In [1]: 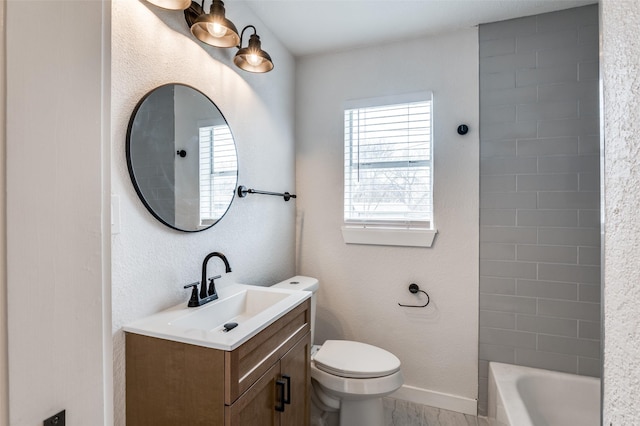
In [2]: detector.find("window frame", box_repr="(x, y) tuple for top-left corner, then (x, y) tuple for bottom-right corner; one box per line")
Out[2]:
(341, 92), (438, 248)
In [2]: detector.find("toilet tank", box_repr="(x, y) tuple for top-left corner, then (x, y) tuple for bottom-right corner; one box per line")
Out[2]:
(271, 276), (319, 344)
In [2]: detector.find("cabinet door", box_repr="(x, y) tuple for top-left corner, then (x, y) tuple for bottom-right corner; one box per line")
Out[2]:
(280, 332), (311, 426)
(225, 362), (281, 426)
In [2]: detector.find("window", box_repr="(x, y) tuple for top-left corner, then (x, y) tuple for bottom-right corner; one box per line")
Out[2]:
(199, 124), (237, 225)
(342, 92), (437, 247)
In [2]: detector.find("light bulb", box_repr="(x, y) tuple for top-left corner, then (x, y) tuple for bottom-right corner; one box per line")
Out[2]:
(246, 53), (263, 67)
(206, 22), (226, 38)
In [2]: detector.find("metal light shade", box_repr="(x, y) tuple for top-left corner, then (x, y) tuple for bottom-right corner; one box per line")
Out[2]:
(190, 0), (240, 48)
(234, 33), (274, 73)
(146, 0), (191, 10)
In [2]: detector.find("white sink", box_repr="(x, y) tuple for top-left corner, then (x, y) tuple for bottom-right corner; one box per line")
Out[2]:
(168, 289), (290, 331)
(123, 282), (310, 351)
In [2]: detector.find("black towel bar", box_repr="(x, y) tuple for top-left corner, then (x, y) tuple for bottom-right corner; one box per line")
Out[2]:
(237, 185), (297, 202)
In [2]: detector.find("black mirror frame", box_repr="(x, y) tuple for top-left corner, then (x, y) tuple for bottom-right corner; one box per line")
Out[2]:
(126, 83), (238, 233)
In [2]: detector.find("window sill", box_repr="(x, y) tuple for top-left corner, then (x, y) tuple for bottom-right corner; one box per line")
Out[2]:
(341, 226), (438, 248)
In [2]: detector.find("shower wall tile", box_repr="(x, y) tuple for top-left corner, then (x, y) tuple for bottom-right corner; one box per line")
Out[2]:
(537, 299), (600, 321)
(480, 38), (516, 57)
(480, 209), (516, 226)
(516, 245), (578, 264)
(578, 24), (599, 44)
(579, 172), (600, 191)
(536, 5), (598, 31)
(516, 314), (578, 337)
(579, 320), (601, 340)
(579, 60), (599, 81)
(516, 29), (578, 52)
(480, 327), (537, 349)
(579, 98), (600, 118)
(480, 175), (517, 192)
(537, 191), (599, 209)
(538, 227), (600, 247)
(537, 154), (599, 173)
(578, 357), (601, 377)
(480, 71), (517, 91)
(480, 260), (537, 279)
(478, 5), (600, 416)
(480, 294), (537, 314)
(516, 137), (578, 157)
(479, 276), (516, 295)
(479, 15), (537, 41)
(538, 263), (600, 284)
(537, 80), (599, 103)
(578, 210), (600, 228)
(537, 44), (597, 67)
(516, 210), (578, 227)
(480, 243), (516, 261)
(480, 192), (537, 209)
(480, 157), (538, 175)
(537, 335), (600, 359)
(479, 344), (515, 363)
(514, 348), (578, 374)
(480, 311), (516, 330)
(516, 64), (577, 87)
(480, 51), (537, 74)
(481, 86), (538, 107)
(579, 283), (601, 303)
(516, 279), (578, 300)
(579, 135), (600, 155)
(480, 140), (517, 158)
(517, 174), (578, 191)
(481, 105), (516, 124)
(480, 226), (537, 244)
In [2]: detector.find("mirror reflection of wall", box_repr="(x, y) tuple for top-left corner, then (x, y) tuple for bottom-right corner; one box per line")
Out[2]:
(127, 84), (238, 232)
(129, 84), (176, 226)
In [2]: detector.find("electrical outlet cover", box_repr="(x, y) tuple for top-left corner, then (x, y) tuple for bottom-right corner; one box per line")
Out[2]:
(43, 410), (65, 426)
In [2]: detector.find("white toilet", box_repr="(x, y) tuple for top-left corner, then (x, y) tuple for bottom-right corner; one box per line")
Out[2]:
(272, 276), (404, 426)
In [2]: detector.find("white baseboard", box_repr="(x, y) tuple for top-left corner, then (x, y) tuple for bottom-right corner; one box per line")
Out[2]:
(390, 384), (478, 416)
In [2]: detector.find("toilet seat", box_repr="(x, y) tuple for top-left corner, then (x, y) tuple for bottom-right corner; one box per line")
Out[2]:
(311, 361), (404, 400)
(313, 340), (401, 379)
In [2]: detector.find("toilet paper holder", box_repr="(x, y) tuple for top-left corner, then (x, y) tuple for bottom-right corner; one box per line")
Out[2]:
(398, 283), (430, 308)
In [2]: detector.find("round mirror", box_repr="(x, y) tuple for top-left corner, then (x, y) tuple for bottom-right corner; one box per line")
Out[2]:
(126, 84), (238, 232)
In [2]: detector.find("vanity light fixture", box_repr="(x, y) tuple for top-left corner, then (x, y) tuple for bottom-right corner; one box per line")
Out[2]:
(233, 25), (274, 73)
(145, 0), (191, 11)
(146, 0), (274, 73)
(185, 0), (240, 48)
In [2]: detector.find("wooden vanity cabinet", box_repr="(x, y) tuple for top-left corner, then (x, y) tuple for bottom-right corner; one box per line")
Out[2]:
(226, 334), (310, 426)
(126, 299), (311, 426)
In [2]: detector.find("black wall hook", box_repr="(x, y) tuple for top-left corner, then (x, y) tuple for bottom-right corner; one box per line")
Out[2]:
(398, 283), (430, 308)
(457, 124), (469, 135)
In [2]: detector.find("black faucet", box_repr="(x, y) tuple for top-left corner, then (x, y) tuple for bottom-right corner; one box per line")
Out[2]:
(201, 252), (232, 299)
(184, 251), (232, 307)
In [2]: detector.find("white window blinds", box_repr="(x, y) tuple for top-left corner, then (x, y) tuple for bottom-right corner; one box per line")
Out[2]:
(199, 124), (237, 224)
(344, 93), (433, 228)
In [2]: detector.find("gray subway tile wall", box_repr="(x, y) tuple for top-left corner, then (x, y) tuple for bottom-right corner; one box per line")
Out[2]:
(478, 5), (600, 416)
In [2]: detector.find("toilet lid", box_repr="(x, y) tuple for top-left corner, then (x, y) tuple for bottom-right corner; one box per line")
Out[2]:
(313, 340), (401, 379)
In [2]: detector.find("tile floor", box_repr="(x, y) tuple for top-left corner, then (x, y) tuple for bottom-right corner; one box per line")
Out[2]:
(383, 397), (490, 426)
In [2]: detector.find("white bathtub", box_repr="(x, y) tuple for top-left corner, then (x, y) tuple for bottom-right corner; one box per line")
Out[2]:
(487, 362), (600, 426)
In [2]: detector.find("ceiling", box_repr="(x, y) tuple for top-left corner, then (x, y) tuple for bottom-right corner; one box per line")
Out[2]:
(240, 0), (597, 57)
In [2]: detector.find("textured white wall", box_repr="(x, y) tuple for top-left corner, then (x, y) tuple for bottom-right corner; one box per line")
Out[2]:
(111, 1), (296, 425)
(6, 1), (109, 425)
(0, 0), (7, 424)
(601, 0), (640, 423)
(295, 29), (479, 411)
